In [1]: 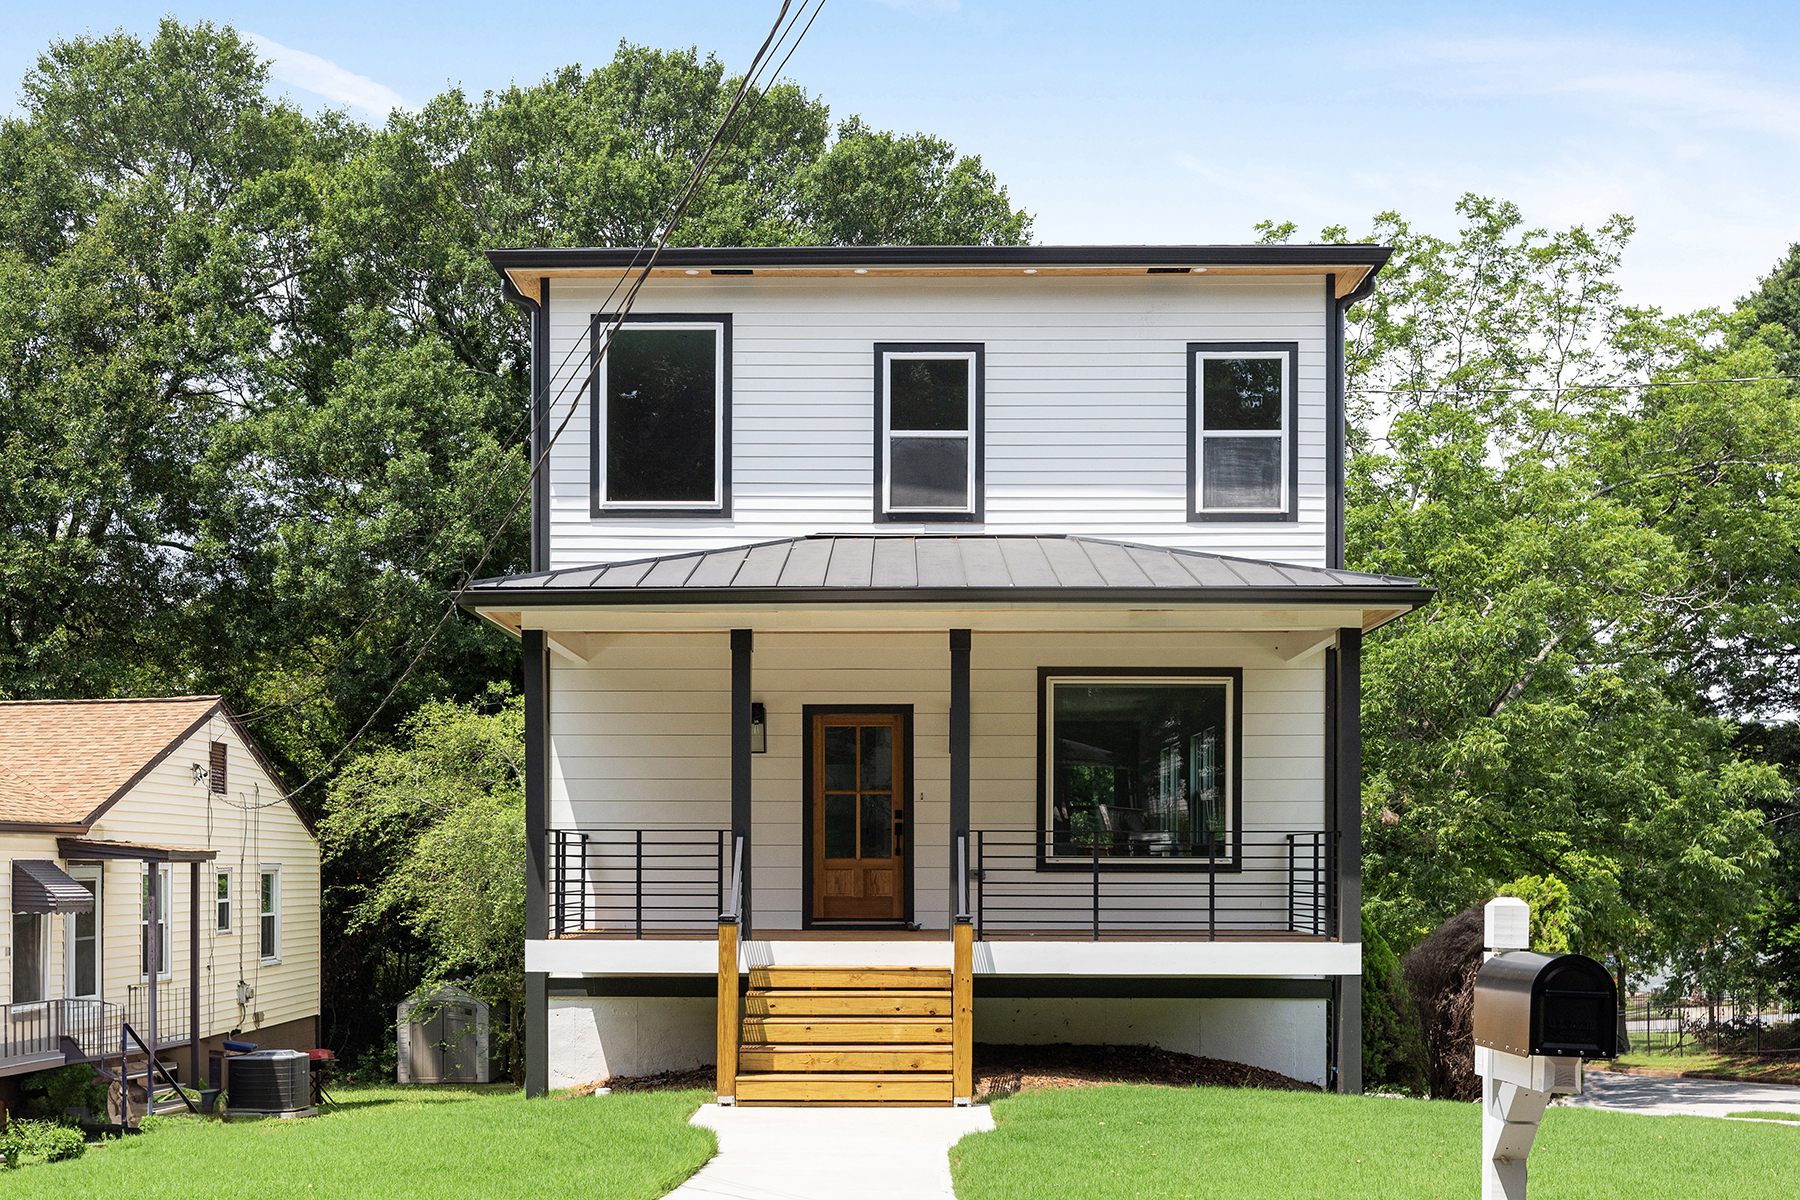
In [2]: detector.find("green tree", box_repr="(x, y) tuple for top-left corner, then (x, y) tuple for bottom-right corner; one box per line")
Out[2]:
(319, 691), (524, 1077)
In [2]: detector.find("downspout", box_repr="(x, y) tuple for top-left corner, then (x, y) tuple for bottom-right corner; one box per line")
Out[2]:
(502, 275), (550, 574)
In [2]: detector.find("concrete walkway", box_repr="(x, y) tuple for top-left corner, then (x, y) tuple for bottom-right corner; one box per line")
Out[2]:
(668, 1104), (997, 1200)
(1567, 1071), (1800, 1121)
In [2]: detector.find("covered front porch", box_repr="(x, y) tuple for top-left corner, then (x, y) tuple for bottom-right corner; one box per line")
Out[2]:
(461, 534), (1429, 1100)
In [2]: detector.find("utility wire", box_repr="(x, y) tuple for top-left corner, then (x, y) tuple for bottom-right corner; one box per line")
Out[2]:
(268, 0), (814, 801)
(236, 2), (825, 729)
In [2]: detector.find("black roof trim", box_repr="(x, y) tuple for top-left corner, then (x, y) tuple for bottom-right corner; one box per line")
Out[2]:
(485, 244), (1393, 274)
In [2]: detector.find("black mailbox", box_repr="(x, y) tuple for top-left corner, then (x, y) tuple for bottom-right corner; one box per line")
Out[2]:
(1472, 951), (1618, 1059)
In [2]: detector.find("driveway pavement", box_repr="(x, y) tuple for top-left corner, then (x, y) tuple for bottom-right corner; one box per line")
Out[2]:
(1567, 1070), (1800, 1121)
(668, 1104), (997, 1200)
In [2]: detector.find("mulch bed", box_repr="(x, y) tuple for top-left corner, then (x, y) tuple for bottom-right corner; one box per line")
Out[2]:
(974, 1043), (1318, 1098)
(588, 1044), (1316, 1097)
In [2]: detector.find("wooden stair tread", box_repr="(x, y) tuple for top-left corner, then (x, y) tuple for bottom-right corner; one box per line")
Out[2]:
(738, 1073), (953, 1082)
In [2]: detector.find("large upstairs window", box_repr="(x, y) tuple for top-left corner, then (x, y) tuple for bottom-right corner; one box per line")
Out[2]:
(1188, 342), (1299, 521)
(592, 315), (731, 516)
(874, 344), (984, 522)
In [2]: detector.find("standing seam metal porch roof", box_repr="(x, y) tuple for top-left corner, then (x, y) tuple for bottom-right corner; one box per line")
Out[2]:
(458, 536), (1431, 607)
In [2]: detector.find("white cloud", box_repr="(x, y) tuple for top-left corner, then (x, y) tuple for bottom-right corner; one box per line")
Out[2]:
(1368, 34), (1800, 145)
(245, 33), (414, 117)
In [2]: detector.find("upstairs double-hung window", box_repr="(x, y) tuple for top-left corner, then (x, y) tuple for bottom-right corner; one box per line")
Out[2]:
(875, 344), (984, 521)
(1187, 342), (1299, 521)
(592, 315), (731, 516)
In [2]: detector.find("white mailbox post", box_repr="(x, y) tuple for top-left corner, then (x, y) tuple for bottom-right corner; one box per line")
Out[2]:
(1472, 897), (1619, 1200)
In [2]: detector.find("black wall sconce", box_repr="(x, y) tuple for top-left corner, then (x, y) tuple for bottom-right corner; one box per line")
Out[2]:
(750, 702), (767, 753)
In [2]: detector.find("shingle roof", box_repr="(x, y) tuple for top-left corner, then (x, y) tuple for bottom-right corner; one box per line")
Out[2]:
(459, 535), (1430, 607)
(0, 697), (224, 827)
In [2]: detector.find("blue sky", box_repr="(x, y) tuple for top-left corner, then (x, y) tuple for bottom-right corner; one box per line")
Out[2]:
(5, 1), (1797, 313)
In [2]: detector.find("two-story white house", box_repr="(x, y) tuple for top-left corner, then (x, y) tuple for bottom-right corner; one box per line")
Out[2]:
(456, 245), (1429, 1105)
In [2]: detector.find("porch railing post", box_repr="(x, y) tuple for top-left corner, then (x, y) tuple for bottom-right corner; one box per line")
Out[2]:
(634, 830), (644, 940)
(1091, 836), (1100, 942)
(551, 831), (563, 938)
(975, 831), (985, 941)
(1207, 831), (1216, 942)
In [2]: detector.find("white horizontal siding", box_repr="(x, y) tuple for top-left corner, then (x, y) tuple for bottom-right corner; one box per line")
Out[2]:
(548, 630), (1327, 934)
(539, 275), (1332, 569)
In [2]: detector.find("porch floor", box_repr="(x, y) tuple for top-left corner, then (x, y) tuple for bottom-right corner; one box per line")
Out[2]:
(550, 928), (1335, 942)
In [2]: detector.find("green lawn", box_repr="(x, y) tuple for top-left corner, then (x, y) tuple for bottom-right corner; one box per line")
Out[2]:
(3, 1084), (715, 1199)
(950, 1085), (1800, 1200)
(1611, 1044), (1800, 1084)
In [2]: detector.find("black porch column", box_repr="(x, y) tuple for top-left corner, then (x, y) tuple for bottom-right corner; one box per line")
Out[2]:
(731, 629), (754, 936)
(1332, 628), (1364, 1094)
(522, 628), (550, 1097)
(949, 630), (972, 920)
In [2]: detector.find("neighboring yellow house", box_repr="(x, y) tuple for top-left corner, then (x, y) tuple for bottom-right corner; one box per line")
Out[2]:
(0, 697), (320, 1109)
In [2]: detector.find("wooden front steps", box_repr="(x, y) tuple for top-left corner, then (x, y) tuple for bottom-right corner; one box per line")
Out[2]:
(717, 928), (973, 1106)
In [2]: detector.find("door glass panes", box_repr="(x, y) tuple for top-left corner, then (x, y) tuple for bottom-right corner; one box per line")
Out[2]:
(1049, 681), (1231, 858)
(73, 875), (98, 997)
(860, 791), (894, 859)
(820, 723), (899, 862)
(823, 794), (858, 858)
(860, 726), (893, 790)
(1198, 355), (1285, 511)
(604, 327), (718, 504)
(824, 726), (857, 790)
(886, 356), (973, 512)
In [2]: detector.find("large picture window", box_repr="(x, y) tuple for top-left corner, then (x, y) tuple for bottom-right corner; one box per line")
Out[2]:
(591, 315), (730, 515)
(1188, 342), (1298, 521)
(874, 343), (984, 522)
(1040, 671), (1240, 866)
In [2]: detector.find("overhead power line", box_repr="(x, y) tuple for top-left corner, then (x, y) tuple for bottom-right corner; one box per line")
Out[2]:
(267, 0), (823, 800)
(1356, 373), (1800, 396)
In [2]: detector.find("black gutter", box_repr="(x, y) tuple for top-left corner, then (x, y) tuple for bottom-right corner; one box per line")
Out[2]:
(453, 585), (1436, 610)
(485, 244), (1393, 275)
(502, 274), (549, 573)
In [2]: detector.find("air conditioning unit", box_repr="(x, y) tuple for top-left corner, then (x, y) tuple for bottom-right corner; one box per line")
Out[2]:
(228, 1049), (313, 1117)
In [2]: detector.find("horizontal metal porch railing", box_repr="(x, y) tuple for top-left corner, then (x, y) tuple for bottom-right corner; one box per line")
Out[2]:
(1, 998), (118, 1063)
(970, 829), (1337, 941)
(549, 828), (734, 937)
(122, 985), (191, 1048)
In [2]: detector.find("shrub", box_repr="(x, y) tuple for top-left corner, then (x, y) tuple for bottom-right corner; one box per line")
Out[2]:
(1362, 916), (1428, 1092)
(0, 1119), (87, 1169)
(1401, 904), (1485, 1100)
(18, 1063), (108, 1120)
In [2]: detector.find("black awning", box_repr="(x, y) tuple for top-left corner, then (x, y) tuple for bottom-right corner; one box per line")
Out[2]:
(12, 859), (94, 914)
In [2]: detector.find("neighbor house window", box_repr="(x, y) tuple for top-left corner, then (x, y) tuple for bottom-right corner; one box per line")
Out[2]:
(1188, 342), (1298, 520)
(260, 868), (280, 962)
(216, 869), (232, 932)
(874, 344), (984, 521)
(67, 865), (101, 999)
(1040, 671), (1239, 864)
(592, 315), (730, 514)
(12, 911), (45, 1003)
(140, 865), (171, 980)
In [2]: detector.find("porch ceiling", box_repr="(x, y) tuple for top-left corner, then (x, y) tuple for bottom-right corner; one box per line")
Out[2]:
(458, 536), (1431, 625)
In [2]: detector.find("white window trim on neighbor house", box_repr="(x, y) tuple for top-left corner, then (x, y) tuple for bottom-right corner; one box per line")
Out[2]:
(1188, 342), (1300, 522)
(216, 866), (232, 933)
(66, 863), (102, 999)
(140, 863), (171, 982)
(590, 314), (731, 517)
(260, 865), (281, 963)
(874, 344), (985, 523)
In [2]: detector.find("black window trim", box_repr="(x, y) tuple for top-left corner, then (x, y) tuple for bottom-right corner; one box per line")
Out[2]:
(1186, 341), (1300, 523)
(589, 312), (733, 519)
(872, 342), (986, 524)
(1034, 666), (1245, 873)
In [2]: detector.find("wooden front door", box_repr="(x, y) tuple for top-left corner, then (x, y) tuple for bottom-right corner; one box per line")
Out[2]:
(811, 712), (906, 922)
